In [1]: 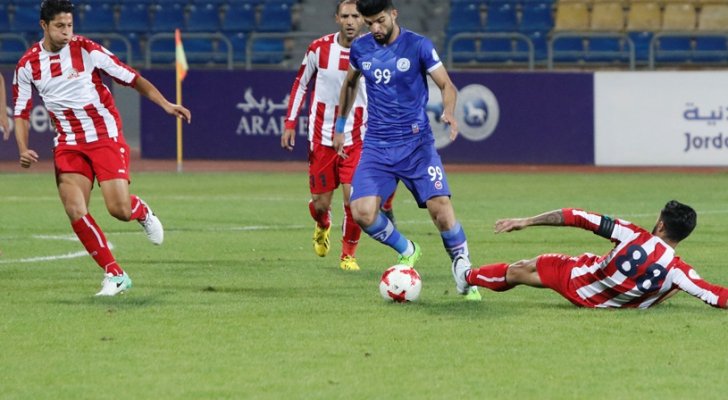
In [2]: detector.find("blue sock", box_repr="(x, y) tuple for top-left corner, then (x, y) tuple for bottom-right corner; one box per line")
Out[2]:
(441, 222), (469, 261)
(361, 212), (410, 254)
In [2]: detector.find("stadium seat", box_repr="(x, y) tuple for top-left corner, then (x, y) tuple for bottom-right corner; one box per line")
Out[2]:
(0, 3), (12, 33)
(693, 36), (728, 62)
(151, 3), (187, 33)
(256, 2), (293, 33)
(626, 1), (660, 61)
(446, 33), (478, 63)
(446, 2), (483, 34)
(222, 2), (257, 32)
(79, 2), (116, 33)
(661, 3), (696, 31)
(0, 35), (29, 64)
(227, 31), (248, 63)
(697, 4), (728, 31)
(551, 36), (587, 63)
(187, 3), (222, 33)
(251, 37), (285, 64)
(10, 2), (41, 34)
(117, 2), (151, 33)
(590, 1), (624, 31)
(519, 2), (554, 33)
(553, 1), (589, 31)
(484, 2), (518, 32)
(517, 30), (548, 60)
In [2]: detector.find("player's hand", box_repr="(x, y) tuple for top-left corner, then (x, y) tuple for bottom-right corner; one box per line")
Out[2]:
(441, 112), (459, 140)
(165, 103), (191, 123)
(281, 128), (295, 151)
(494, 218), (528, 234)
(333, 133), (347, 159)
(19, 149), (38, 168)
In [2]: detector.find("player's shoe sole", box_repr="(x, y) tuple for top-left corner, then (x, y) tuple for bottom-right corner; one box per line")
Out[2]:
(313, 224), (331, 257)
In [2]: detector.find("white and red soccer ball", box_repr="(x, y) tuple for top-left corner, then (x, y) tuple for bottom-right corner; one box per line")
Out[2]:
(379, 264), (422, 302)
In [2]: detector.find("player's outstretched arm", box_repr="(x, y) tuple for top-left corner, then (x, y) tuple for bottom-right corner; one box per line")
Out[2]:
(495, 209), (565, 234)
(430, 66), (458, 140)
(134, 76), (191, 124)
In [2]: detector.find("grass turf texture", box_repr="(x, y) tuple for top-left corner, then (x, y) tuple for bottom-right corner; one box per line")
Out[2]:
(1, 169), (727, 399)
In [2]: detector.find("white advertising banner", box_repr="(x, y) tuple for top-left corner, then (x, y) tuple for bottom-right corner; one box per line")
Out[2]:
(595, 71), (728, 166)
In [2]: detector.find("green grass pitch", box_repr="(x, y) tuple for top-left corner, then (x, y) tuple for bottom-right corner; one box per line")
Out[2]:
(1, 169), (727, 399)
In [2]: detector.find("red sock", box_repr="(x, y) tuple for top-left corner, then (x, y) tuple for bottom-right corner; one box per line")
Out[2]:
(341, 204), (361, 258)
(309, 200), (331, 229)
(71, 214), (124, 276)
(381, 192), (395, 211)
(129, 195), (149, 221)
(467, 263), (511, 292)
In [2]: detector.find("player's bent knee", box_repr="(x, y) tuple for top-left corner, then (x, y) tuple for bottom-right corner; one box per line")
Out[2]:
(506, 258), (539, 285)
(108, 205), (132, 221)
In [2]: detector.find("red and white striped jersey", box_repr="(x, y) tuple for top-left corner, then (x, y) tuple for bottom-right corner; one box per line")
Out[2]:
(563, 208), (728, 309)
(284, 32), (367, 148)
(13, 36), (139, 147)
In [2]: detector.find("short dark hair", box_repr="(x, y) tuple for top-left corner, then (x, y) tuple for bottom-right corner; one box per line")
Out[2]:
(356, 0), (394, 17)
(40, 0), (74, 24)
(660, 200), (696, 242)
(336, 0), (357, 15)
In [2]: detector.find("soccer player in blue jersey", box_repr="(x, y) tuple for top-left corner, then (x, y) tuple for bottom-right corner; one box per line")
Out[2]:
(334, 0), (480, 300)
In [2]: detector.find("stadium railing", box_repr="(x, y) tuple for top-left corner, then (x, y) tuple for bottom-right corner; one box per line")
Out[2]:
(244, 31), (322, 70)
(548, 31), (636, 70)
(649, 31), (728, 69)
(146, 32), (233, 70)
(0, 33), (30, 65)
(445, 32), (535, 70)
(83, 33), (133, 66)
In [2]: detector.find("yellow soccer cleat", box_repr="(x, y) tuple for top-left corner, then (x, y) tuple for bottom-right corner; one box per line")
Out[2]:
(340, 255), (360, 271)
(312, 224), (331, 257)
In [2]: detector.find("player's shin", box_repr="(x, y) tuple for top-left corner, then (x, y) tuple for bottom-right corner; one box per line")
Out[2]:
(361, 212), (410, 254)
(440, 222), (469, 261)
(341, 204), (361, 257)
(71, 214), (124, 276)
(467, 263), (512, 292)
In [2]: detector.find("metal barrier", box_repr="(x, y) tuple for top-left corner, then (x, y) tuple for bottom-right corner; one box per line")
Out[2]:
(83, 33), (133, 65)
(649, 31), (728, 69)
(0, 33), (30, 65)
(548, 31), (635, 70)
(446, 32), (535, 70)
(245, 32), (323, 70)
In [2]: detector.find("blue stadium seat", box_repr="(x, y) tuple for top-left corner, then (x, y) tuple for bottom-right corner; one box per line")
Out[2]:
(222, 2), (256, 32)
(79, 2), (116, 33)
(479, 38), (517, 62)
(484, 2), (517, 32)
(187, 3), (221, 32)
(551, 37), (587, 63)
(627, 31), (653, 62)
(117, 2), (151, 33)
(10, 2), (41, 34)
(694, 36), (728, 62)
(446, 33), (478, 63)
(516, 30), (547, 60)
(0, 3), (12, 33)
(653, 36), (693, 63)
(0, 35), (29, 64)
(447, 2), (482, 34)
(520, 2), (553, 32)
(587, 37), (629, 63)
(148, 37), (175, 64)
(256, 2), (292, 32)
(251, 37), (285, 64)
(151, 3), (187, 32)
(227, 31), (248, 63)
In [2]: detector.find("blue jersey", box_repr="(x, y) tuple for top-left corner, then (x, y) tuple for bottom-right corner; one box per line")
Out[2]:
(349, 28), (443, 147)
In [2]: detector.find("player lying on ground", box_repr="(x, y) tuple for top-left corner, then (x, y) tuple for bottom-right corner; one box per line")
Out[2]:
(452, 201), (728, 308)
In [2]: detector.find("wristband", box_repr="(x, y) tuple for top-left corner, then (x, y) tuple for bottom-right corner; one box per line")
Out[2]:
(335, 116), (347, 134)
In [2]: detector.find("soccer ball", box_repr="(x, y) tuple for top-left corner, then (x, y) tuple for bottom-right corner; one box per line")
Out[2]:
(379, 264), (422, 303)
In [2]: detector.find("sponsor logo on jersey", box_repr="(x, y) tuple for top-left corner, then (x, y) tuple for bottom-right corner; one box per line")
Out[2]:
(362, 62), (372, 70)
(396, 58), (410, 72)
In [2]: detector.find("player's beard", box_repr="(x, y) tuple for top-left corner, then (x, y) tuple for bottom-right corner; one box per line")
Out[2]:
(373, 25), (393, 44)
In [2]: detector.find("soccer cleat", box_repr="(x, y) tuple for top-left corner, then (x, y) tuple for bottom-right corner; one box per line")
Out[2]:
(380, 207), (397, 228)
(340, 255), (360, 271)
(312, 224), (331, 257)
(451, 255), (473, 295)
(138, 201), (164, 245)
(397, 241), (421, 267)
(464, 286), (482, 301)
(95, 272), (132, 296)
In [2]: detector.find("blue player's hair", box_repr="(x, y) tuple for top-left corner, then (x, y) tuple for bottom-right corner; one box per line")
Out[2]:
(356, 0), (394, 17)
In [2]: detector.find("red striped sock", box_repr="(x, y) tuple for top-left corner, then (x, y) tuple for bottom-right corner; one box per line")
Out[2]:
(467, 263), (511, 292)
(341, 204), (361, 257)
(129, 195), (149, 221)
(308, 200), (331, 229)
(71, 214), (124, 276)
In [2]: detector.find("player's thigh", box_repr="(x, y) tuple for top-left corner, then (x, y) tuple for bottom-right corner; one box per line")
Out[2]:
(350, 147), (398, 204)
(56, 172), (93, 221)
(308, 144), (340, 195)
(399, 142), (451, 208)
(99, 178), (131, 218)
(87, 140), (132, 183)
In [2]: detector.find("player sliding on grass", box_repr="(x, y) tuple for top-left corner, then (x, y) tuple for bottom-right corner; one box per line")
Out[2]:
(13, 0), (191, 296)
(335, 0), (480, 299)
(282, 0), (396, 271)
(453, 201), (728, 309)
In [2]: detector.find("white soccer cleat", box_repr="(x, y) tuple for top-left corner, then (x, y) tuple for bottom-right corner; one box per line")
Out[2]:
(138, 201), (164, 245)
(95, 272), (133, 296)
(451, 255), (472, 295)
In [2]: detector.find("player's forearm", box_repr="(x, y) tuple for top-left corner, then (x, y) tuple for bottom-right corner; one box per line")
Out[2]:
(134, 76), (173, 108)
(337, 80), (357, 119)
(441, 81), (457, 118)
(14, 118), (30, 151)
(526, 209), (565, 227)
